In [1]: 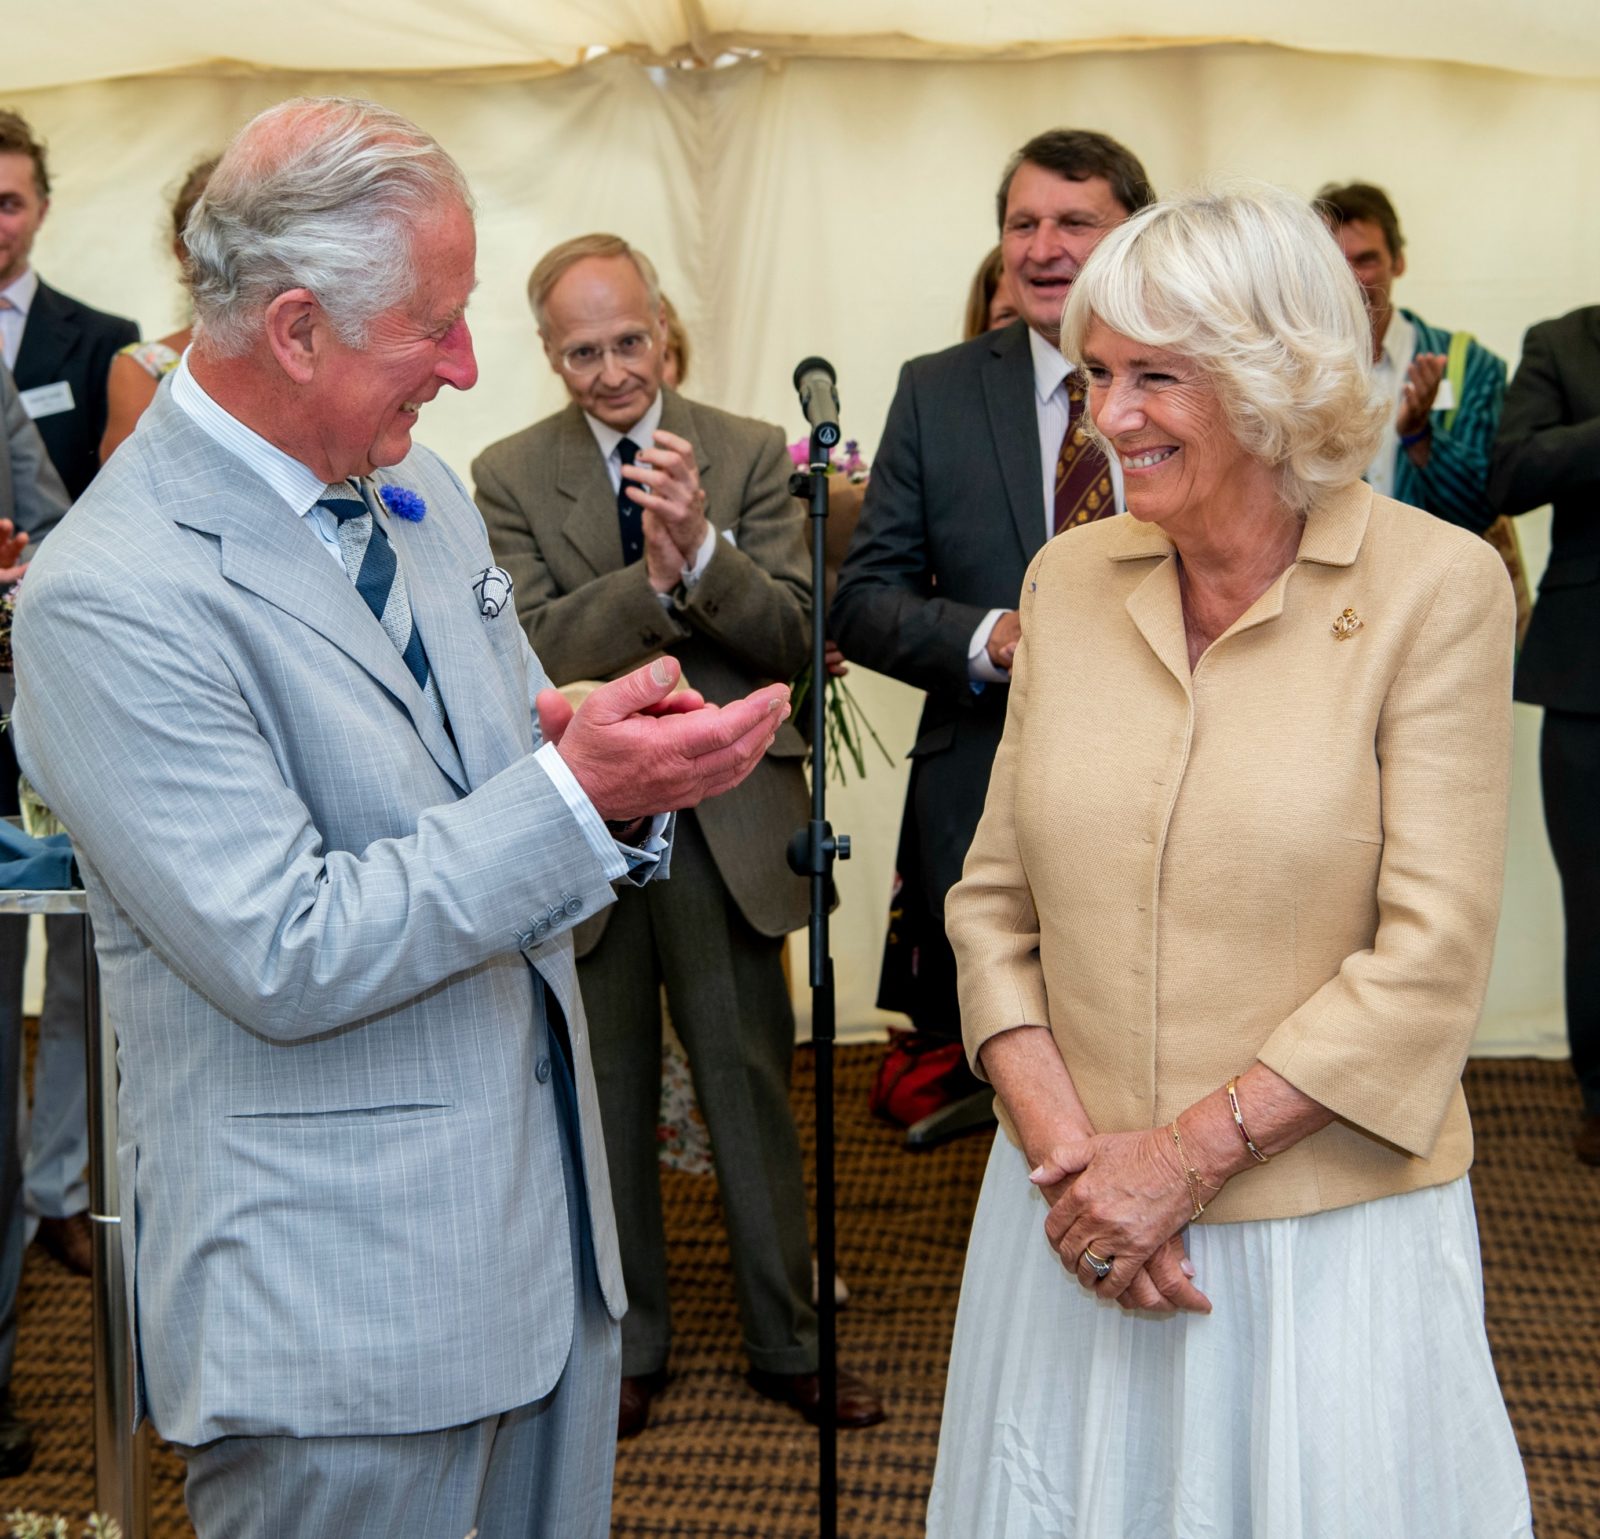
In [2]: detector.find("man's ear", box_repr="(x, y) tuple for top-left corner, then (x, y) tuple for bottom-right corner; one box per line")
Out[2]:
(262, 289), (324, 385)
(540, 332), (563, 379)
(1392, 250), (1407, 283)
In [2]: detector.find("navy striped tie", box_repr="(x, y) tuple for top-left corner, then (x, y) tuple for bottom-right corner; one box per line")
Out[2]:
(317, 480), (443, 721)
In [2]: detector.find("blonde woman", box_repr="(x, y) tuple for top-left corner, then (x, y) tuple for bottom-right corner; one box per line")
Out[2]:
(928, 184), (1532, 1537)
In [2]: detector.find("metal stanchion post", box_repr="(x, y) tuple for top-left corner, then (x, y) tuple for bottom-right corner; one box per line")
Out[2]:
(82, 912), (149, 1537)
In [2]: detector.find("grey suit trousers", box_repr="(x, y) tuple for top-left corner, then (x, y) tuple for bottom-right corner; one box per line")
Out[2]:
(176, 1023), (621, 1539)
(579, 811), (815, 1379)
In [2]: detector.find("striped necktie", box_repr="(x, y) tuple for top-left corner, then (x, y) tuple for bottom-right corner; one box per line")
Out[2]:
(1053, 374), (1115, 533)
(316, 480), (444, 722)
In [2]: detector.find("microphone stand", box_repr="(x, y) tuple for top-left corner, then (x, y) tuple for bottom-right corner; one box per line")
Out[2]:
(787, 420), (848, 1539)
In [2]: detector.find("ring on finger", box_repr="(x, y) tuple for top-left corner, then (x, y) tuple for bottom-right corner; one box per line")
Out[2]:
(1080, 1245), (1114, 1282)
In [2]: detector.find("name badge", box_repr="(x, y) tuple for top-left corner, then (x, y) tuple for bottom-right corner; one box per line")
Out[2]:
(19, 380), (74, 420)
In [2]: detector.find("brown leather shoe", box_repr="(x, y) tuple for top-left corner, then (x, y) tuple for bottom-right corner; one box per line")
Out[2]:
(35, 1213), (94, 1277)
(746, 1366), (886, 1429)
(1575, 1114), (1600, 1167)
(617, 1369), (668, 1440)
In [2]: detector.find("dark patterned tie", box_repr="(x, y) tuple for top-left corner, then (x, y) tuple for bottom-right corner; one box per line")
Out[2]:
(1053, 374), (1115, 534)
(616, 437), (644, 565)
(317, 480), (443, 721)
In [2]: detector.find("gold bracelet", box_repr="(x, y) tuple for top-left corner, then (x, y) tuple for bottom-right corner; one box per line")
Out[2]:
(1226, 1076), (1271, 1164)
(1170, 1119), (1206, 1222)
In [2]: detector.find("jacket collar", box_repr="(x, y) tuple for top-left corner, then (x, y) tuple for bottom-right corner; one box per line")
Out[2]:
(145, 388), (468, 792)
(1112, 480), (1373, 693)
(1103, 479), (1372, 569)
(13, 279), (78, 384)
(981, 321), (1046, 562)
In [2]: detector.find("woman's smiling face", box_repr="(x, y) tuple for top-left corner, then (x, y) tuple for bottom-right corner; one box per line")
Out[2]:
(1081, 318), (1254, 531)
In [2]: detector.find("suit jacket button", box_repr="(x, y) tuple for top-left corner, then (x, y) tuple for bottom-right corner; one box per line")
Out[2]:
(530, 918), (550, 940)
(564, 895), (583, 916)
(535, 1057), (552, 1084)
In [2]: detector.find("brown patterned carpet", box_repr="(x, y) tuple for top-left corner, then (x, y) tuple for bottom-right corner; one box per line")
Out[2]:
(3, 1051), (1597, 1537)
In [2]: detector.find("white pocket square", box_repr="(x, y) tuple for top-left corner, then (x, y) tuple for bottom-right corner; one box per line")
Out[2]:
(474, 566), (514, 618)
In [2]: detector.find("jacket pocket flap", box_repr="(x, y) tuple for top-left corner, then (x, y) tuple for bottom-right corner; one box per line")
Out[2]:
(908, 721), (957, 759)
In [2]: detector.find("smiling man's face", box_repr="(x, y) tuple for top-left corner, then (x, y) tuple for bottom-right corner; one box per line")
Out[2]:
(1000, 163), (1129, 345)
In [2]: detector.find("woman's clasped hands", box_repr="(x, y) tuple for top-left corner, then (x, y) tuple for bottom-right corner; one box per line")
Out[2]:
(1031, 1127), (1216, 1316)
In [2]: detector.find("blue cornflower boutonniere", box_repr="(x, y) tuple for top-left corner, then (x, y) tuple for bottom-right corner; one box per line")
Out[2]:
(378, 484), (426, 522)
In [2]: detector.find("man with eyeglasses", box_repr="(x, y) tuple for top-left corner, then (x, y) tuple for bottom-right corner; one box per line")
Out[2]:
(474, 233), (885, 1440)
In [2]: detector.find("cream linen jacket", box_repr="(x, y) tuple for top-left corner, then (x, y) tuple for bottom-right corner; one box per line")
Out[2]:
(948, 482), (1514, 1223)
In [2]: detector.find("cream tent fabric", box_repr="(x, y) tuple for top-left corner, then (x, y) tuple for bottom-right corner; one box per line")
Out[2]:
(5, 2), (1600, 89)
(3, 23), (1592, 1053)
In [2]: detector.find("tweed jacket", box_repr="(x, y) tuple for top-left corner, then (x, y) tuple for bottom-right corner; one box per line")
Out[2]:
(473, 388), (811, 946)
(948, 483), (1514, 1223)
(11, 386), (637, 1444)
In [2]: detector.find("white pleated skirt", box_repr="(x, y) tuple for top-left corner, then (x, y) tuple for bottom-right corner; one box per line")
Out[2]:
(927, 1134), (1533, 1539)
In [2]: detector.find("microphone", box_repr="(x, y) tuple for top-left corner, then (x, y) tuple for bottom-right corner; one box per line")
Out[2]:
(793, 357), (842, 449)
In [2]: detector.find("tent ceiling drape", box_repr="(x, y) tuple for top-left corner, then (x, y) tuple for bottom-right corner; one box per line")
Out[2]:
(6, 0), (1600, 92)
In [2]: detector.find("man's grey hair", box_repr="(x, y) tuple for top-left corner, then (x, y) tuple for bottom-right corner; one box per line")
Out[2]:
(186, 97), (472, 358)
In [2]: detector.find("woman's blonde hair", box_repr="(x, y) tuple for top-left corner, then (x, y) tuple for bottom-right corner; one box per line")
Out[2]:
(1059, 181), (1386, 513)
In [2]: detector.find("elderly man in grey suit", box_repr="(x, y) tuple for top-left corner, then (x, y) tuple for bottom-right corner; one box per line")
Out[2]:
(0, 362), (69, 1479)
(10, 99), (789, 1539)
(473, 234), (883, 1439)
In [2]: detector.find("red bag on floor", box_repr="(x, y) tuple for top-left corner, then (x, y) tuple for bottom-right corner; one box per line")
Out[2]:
(870, 1032), (972, 1127)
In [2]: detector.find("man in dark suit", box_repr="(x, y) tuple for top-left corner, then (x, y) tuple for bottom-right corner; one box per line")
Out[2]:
(1490, 305), (1600, 1165)
(831, 129), (1152, 1080)
(0, 107), (139, 1281)
(0, 109), (140, 499)
(474, 234), (884, 1439)
(0, 362), (70, 1479)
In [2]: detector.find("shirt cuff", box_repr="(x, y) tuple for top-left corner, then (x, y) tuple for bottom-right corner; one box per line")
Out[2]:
(656, 524), (719, 610)
(968, 608), (1012, 684)
(680, 523), (718, 588)
(533, 741), (629, 884)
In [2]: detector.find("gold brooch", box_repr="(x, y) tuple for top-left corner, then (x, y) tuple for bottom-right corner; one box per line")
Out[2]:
(1331, 607), (1363, 640)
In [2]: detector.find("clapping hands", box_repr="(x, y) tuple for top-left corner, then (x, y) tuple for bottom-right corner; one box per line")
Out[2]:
(539, 655), (789, 823)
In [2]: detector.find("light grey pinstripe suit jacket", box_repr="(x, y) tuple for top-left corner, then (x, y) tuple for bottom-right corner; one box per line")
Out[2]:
(11, 384), (639, 1446)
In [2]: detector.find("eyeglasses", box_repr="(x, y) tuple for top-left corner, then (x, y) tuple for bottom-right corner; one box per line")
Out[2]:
(558, 331), (655, 377)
